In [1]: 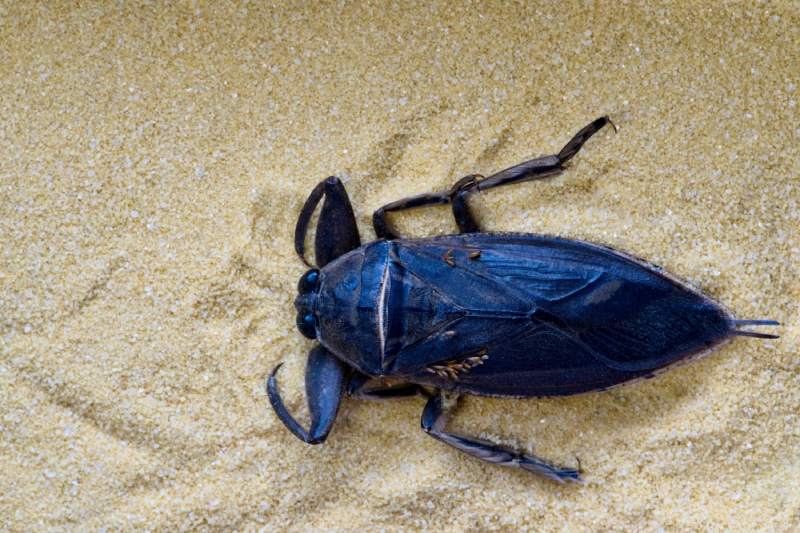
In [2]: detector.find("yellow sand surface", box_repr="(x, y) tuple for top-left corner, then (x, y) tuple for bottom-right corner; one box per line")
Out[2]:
(2, 2), (798, 531)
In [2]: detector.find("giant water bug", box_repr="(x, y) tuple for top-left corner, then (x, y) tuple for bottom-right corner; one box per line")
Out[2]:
(268, 116), (779, 482)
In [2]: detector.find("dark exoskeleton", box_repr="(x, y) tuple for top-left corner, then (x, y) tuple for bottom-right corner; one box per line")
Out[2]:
(268, 117), (779, 482)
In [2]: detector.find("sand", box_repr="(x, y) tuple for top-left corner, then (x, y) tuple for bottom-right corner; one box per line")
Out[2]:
(1, 1), (798, 531)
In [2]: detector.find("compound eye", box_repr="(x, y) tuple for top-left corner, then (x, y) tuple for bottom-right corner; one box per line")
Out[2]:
(297, 269), (320, 295)
(296, 313), (317, 339)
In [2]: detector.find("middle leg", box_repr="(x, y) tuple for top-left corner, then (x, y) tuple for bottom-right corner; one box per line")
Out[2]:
(421, 391), (582, 483)
(372, 116), (614, 239)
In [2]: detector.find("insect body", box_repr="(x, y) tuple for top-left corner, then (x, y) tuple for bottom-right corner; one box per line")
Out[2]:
(268, 117), (779, 482)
